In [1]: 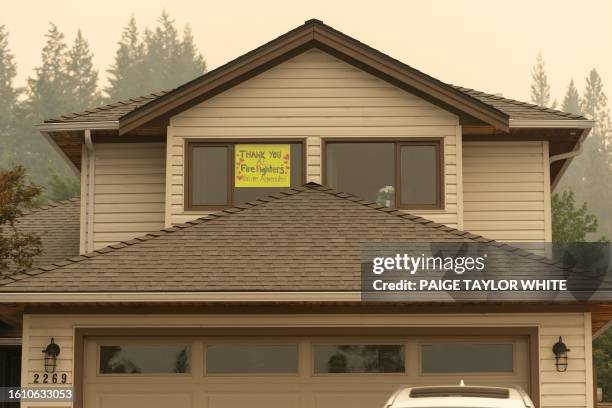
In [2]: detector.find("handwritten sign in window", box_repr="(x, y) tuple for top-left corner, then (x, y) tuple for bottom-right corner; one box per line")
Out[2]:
(235, 144), (291, 187)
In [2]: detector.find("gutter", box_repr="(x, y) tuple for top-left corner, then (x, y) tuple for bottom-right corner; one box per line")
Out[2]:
(84, 130), (95, 252)
(0, 292), (362, 303)
(508, 119), (594, 188)
(36, 121), (119, 132)
(0, 338), (22, 345)
(37, 121), (119, 176)
(509, 119), (594, 129)
(0, 291), (594, 303)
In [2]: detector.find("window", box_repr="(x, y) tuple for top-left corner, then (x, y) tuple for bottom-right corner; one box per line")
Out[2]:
(191, 145), (230, 206)
(421, 343), (513, 373)
(187, 141), (304, 210)
(313, 345), (405, 374)
(325, 140), (442, 209)
(206, 345), (298, 374)
(99, 345), (191, 374)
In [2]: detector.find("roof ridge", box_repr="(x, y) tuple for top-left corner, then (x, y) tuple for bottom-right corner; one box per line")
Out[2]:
(0, 183), (565, 288)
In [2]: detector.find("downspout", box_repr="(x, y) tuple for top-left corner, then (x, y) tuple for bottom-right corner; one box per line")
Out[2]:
(549, 128), (590, 163)
(549, 127), (592, 190)
(84, 130), (95, 253)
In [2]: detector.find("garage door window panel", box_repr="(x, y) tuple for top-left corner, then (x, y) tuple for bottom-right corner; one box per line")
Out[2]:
(99, 344), (192, 374)
(420, 343), (514, 375)
(313, 344), (405, 374)
(206, 345), (298, 374)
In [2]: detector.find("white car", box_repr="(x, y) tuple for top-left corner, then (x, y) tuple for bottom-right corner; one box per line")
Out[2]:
(383, 382), (535, 408)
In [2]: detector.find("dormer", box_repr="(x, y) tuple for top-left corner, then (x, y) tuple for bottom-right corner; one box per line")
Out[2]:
(37, 19), (593, 251)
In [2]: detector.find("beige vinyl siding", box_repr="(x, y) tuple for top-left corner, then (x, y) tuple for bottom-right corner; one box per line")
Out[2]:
(167, 49), (461, 228)
(463, 141), (551, 242)
(81, 143), (166, 250)
(21, 312), (592, 408)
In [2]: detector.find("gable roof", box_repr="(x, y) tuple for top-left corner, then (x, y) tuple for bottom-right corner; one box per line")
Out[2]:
(40, 19), (588, 133)
(1, 198), (80, 277)
(45, 85), (585, 126)
(0, 184), (569, 294)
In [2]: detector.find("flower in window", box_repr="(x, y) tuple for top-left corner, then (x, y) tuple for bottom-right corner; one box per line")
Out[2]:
(376, 186), (395, 207)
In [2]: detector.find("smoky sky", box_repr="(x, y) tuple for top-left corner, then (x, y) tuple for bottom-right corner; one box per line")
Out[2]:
(3, 0), (611, 104)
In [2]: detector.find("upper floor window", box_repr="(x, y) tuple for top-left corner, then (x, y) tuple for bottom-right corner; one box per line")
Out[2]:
(324, 140), (443, 209)
(186, 141), (304, 210)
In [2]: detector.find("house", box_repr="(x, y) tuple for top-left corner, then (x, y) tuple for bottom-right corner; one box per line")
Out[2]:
(0, 19), (610, 408)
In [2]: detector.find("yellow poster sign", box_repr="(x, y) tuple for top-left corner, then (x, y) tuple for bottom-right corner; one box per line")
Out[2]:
(235, 144), (291, 187)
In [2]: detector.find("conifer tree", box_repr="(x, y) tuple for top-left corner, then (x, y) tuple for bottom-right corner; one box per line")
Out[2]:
(20, 24), (92, 193)
(16, 23), (73, 184)
(530, 51), (552, 107)
(582, 69), (610, 130)
(25, 23), (71, 121)
(556, 69), (612, 239)
(142, 11), (181, 92)
(561, 79), (581, 115)
(105, 11), (206, 100)
(105, 16), (145, 101)
(66, 30), (102, 111)
(175, 26), (206, 86)
(0, 25), (19, 166)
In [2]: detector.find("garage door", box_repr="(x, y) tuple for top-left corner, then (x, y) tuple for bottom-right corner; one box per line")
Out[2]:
(83, 335), (530, 408)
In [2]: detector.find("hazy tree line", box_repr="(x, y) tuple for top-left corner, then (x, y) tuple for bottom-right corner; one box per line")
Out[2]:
(0, 11), (206, 202)
(529, 51), (612, 242)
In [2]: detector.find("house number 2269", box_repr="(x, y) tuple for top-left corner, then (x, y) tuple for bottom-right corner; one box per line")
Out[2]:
(33, 373), (68, 384)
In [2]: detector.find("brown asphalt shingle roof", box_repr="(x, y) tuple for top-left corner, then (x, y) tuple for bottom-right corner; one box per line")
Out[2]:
(46, 92), (167, 123)
(453, 86), (584, 120)
(1, 198), (80, 277)
(0, 185), (568, 293)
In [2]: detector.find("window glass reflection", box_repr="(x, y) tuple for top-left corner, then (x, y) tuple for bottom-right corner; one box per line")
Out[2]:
(207, 345), (298, 374)
(99, 345), (191, 374)
(314, 345), (405, 374)
(421, 343), (513, 373)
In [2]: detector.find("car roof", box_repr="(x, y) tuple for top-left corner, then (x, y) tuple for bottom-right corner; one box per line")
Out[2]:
(388, 385), (532, 408)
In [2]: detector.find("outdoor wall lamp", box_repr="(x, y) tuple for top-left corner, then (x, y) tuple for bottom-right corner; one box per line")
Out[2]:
(42, 338), (61, 373)
(552, 336), (570, 372)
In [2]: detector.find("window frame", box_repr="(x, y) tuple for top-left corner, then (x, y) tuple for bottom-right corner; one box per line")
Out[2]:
(322, 138), (444, 210)
(185, 139), (307, 211)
